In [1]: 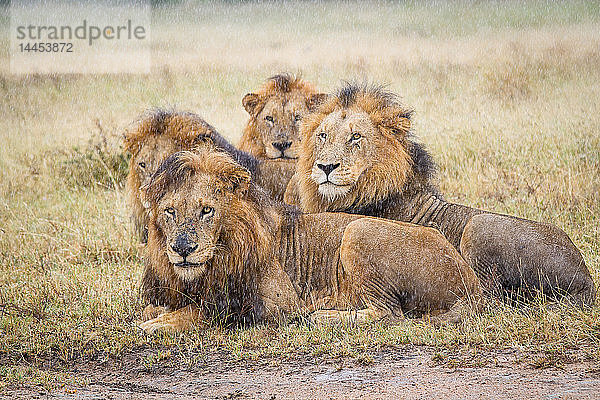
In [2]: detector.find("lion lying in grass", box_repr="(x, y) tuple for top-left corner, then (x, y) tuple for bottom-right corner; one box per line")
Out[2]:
(285, 83), (596, 308)
(239, 73), (326, 200)
(124, 106), (306, 243)
(138, 148), (482, 333)
(124, 109), (225, 242)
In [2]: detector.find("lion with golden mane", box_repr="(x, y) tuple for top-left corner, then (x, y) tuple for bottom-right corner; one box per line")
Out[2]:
(138, 148), (482, 333)
(239, 73), (326, 200)
(285, 83), (596, 308)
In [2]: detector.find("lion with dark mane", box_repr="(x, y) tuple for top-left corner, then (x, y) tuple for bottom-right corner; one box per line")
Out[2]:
(124, 107), (294, 243)
(285, 83), (596, 308)
(124, 110), (225, 242)
(139, 147), (482, 333)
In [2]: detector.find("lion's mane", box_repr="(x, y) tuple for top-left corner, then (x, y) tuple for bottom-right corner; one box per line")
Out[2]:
(141, 148), (276, 324)
(123, 109), (225, 241)
(295, 83), (439, 214)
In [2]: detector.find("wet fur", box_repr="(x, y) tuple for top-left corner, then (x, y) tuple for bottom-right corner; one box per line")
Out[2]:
(288, 83), (596, 308)
(142, 149), (275, 325)
(140, 149), (483, 332)
(124, 109), (227, 242)
(290, 83), (418, 212)
(240, 73), (322, 158)
(240, 73), (326, 200)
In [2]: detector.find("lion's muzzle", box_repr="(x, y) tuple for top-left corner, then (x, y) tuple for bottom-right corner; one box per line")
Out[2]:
(316, 163), (340, 177)
(311, 161), (356, 200)
(171, 233), (198, 259)
(167, 231), (216, 274)
(311, 161), (350, 186)
(272, 141), (291, 153)
(267, 140), (297, 159)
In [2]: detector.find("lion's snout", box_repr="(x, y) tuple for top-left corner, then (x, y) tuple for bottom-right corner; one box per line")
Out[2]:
(316, 162), (340, 178)
(272, 140), (292, 153)
(171, 233), (198, 258)
(311, 161), (352, 185)
(167, 230), (216, 270)
(266, 139), (297, 159)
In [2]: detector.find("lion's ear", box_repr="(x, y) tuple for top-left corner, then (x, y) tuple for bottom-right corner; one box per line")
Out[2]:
(220, 165), (252, 196)
(242, 93), (263, 116)
(306, 93), (328, 112)
(122, 130), (136, 154)
(379, 111), (412, 137)
(192, 129), (214, 146)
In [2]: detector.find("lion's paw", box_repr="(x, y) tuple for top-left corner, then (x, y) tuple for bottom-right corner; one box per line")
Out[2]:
(141, 304), (169, 321)
(138, 314), (178, 334)
(138, 306), (201, 334)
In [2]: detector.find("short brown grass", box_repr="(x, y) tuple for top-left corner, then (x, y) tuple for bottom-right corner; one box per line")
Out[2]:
(1, 0), (599, 390)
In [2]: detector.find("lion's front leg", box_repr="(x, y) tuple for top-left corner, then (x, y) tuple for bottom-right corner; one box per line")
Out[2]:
(141, 304), (169, 321)
(258, 263), (303, 322)
(138, 305), (203, 334)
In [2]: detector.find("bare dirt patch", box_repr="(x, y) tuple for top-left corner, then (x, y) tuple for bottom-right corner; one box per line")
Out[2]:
(4, 346), (600, 400)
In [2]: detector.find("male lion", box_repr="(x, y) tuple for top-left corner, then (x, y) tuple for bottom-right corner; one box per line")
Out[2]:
(138, 148), (482, 333)
(124, 109), (223, 242)
(239, 73), (327, 200)
(124, 108), (292, 242)
(285, 83), (596, 308)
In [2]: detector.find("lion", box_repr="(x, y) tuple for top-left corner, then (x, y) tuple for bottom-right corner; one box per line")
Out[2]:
(138, 148), (482, 333)
(124, 108), (287, 243)
(124, 109), (219, 242)
(285, 82), (596, 308)
(239, 73), (327, 200)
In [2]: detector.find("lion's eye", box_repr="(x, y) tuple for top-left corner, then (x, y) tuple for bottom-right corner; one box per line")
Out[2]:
(265, 115), (274, 124)
(165, 207), (176, 218)
(138, 162), (146, 169)
(202, 206), (214, 217)
(318, 132), (327, 141)
(350, 132), (362, 141)
(294, 114), (301, 122)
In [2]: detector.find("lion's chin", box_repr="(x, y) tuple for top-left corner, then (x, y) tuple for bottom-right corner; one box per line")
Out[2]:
(174, 261), (205, 268)
(173, 262), (207, 281)
(265, 146), (298, 160)
(317, 182), (352, 201)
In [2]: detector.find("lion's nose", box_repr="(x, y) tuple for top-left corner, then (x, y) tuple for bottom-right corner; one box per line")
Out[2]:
(272, 141), (292, 153)
(317, 163), (340, 177)
(171, 235), (198, 258)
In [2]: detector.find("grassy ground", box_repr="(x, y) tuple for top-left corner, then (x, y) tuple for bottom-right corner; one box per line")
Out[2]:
(1, 0), (600, 390)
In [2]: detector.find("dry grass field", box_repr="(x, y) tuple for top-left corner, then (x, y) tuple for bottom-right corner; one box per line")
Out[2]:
(1, 0), (600, 397)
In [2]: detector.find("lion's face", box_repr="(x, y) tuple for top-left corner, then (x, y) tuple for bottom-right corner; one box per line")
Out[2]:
(296, 86), (414, 212)
(133, 136), (181, 207)
(153, 173), (228, 281)
(243, 92), (312, 160)
(309, 109), (381, 200)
